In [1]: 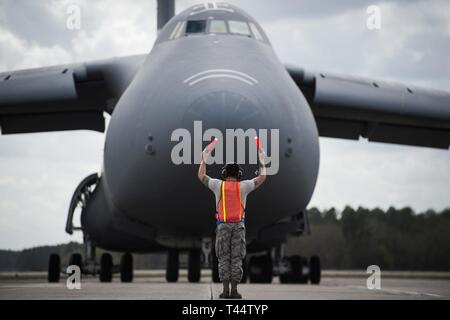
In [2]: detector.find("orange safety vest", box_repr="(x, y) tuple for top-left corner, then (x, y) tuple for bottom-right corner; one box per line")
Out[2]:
(216, 181), (244, 223)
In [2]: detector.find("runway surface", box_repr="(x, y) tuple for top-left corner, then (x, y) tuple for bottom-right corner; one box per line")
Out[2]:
(1, 272), (449, 300)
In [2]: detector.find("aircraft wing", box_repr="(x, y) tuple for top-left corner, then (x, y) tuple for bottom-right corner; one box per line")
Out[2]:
(0, 54), (146, 135)
(286, 65), (450, 149)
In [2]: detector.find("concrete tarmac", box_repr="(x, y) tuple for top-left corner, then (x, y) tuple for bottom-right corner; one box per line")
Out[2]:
(1, 273), (449, 300)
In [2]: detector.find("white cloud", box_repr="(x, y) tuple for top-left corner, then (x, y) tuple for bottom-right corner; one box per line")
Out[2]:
(69, 0), (156, 60)
(309, 138), (450, 212)
(0, 0), (449, 250)
(0, 163), (86, 250)
(0, 132), (103, 249)
(0, 29), (72, 71)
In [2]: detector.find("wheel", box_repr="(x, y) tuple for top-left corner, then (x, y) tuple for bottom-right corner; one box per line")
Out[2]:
(299, 256), (309, 284)
(120, 253), (133, 282)
(188, 249), (201, 283)
(249, 254), (273, 283)
(279, 272), (290, 283)
(69, 253), (83, 274)
(279, 258), (292, 284)
(100, 253), (113, 282)
(211, 249), (220, 283)
(290, 255), (309, 284)
(309, 255), (321, 284)
(48, 254), (60, 282)
(166, 249), (179, 282)
(288, 255), (308, 284)
(241, 259), (248, 283)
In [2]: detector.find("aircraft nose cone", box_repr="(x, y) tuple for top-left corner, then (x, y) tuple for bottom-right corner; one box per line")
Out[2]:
(182, 90), (264, 130)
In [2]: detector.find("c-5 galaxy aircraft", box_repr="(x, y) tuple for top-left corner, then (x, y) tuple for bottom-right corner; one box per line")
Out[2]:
(1, 1), (449, 284)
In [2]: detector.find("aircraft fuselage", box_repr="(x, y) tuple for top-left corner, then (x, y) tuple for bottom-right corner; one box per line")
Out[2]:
(81, 5), (320, 252)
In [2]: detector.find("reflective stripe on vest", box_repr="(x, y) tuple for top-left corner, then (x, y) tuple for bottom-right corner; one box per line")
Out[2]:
(217, 181), (244, 222)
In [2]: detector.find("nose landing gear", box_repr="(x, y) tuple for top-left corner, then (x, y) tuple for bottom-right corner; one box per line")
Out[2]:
(120, 253), (133, 282)
(165, 238), (215, 283)
(188, 249), (201, 283)
(99, 253), (113, 282)
(166, 248), (179, 282)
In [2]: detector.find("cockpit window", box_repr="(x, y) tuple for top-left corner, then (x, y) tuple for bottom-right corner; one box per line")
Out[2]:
(249, 22), (263, 41)
(209, 20), (227, 34)
(228, 20), (251, 36)
(162, 18), (269, 45)
(169, 21), (186, 40)
(186, 20), (207, 34)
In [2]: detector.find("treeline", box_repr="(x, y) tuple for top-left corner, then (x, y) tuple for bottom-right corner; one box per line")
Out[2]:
(286, 206), (450, 271)
(1, 206), (450, 271)
(0, 242), (83, 271)
(0, 242), (167, 271)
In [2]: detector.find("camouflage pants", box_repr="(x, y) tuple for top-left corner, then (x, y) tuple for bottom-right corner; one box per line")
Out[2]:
(215, 221), (246, 283)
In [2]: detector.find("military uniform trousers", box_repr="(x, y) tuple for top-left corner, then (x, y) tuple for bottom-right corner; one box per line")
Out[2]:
(215, 221), (246, 282)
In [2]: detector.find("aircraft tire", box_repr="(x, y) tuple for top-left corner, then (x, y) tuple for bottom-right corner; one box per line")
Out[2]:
(166, 249), (179, 282)
(309, 255), (321, 284)
(69, 253), (83, 275)
(211, 249), (220, 283)
(120, 253), (133, 282)
(249, 254), (273, 283)
(241, 259), (248, 283)
(288, 255), (308, 284)
(100, 253), (113, 282)
(48, 254), (60, 283)
(188, 249), (201, 283)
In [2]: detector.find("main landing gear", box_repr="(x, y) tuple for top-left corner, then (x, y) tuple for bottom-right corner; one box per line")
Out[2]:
(47, 236), (134, 283)
(273, 244), (321, 284)
(48, 173), (134, 283)
(238, 245), (321, 284)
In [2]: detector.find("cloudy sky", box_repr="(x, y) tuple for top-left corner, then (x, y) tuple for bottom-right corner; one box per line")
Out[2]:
(0, 0), (449, 250)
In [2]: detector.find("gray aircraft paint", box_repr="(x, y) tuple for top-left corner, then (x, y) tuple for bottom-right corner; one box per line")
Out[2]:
(92, 5), (319, 250)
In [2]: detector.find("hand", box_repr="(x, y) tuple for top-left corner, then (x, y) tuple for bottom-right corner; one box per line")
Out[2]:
(202, 148), (211, 161)
(258, 148), (266, 163)
(258, 148), (266, 166)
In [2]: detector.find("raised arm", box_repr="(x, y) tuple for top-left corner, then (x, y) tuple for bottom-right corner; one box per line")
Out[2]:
(253, 148), (267, 189)
(197, 148), (211, 186)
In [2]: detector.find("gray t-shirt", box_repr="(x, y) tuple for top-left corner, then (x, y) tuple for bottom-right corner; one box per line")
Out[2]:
(205, 178), (255, 214)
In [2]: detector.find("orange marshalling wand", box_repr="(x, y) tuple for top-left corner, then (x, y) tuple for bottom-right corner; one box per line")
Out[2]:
(255, 136), (261, 150)
(207, 137), (218, 151)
